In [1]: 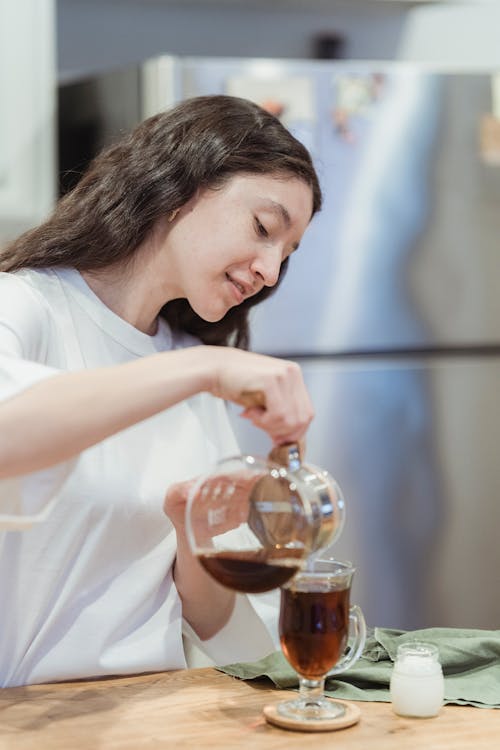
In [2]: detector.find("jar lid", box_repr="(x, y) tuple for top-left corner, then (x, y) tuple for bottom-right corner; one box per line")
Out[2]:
(394, 641), (442, 675)
(396, 641), (440, 660)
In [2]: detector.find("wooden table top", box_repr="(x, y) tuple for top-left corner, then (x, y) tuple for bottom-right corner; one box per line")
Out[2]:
(0, 667), (498, 749)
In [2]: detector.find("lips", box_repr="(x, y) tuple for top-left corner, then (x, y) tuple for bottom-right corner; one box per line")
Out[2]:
(226, 273), (253, 302)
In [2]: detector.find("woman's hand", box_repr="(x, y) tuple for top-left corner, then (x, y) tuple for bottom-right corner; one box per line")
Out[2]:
(206, 347), (314, 445)
(163, 479), (197, 534)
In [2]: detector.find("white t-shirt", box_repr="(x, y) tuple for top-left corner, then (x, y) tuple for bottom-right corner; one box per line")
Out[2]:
(0, 268), (278, 688)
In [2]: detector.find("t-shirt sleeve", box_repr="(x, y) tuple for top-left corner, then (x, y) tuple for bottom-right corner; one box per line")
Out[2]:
(0, 272), (61, 393)
(0, 273), (76, 529)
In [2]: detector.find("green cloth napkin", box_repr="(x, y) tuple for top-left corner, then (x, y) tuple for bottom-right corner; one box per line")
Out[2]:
(219, 627), (500, 708)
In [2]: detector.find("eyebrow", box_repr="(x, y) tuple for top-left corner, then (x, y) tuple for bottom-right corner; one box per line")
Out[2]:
(264, 199), (291, 230)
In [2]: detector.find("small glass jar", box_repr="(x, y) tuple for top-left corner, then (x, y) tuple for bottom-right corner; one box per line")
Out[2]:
(390, 641), (444, 718)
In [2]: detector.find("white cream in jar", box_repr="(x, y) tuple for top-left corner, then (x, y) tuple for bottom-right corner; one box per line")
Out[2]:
(390, 641), (444, 718)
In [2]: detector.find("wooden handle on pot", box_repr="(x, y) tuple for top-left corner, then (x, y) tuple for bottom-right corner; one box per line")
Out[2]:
(238, 390), (267, 409)
(268, 442), (304, 468)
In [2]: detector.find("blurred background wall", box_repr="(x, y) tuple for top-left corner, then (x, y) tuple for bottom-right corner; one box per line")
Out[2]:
(56, 0), (500, 82)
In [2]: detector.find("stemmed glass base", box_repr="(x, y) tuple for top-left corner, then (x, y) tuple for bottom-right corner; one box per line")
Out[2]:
(277, 677), (346, 722)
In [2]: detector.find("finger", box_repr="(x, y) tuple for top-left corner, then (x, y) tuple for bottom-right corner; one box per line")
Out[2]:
(240, 406), (266, 420)
(245, 400), (313, 444)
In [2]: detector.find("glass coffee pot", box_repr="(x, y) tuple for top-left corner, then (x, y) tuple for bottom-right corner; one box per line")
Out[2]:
(185, 441), (345, 594)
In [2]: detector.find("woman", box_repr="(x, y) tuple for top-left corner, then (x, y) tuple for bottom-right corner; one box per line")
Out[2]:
(0, 95), (322, 687)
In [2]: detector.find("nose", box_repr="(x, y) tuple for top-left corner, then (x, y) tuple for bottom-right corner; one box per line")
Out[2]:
(250, 247), (282, 288)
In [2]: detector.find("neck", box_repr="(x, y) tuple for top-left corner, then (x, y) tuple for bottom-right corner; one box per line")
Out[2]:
(81, 225), (183, 334)
(81, 264), (164, 335)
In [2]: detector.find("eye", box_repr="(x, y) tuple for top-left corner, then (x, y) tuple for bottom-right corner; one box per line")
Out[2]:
(254, 217), (269, 238)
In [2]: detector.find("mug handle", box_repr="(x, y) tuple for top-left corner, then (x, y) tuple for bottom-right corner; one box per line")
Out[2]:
(328, 604), (367, 675)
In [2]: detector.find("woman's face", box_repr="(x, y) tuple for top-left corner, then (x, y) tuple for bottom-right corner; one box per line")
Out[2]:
(163, 173), (314, 322)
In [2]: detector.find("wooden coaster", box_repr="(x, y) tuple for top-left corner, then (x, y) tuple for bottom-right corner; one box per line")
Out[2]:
(263, 698), (361, 732)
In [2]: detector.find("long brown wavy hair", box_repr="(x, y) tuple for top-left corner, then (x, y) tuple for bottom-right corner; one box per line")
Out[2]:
(0, 95), (322, 348)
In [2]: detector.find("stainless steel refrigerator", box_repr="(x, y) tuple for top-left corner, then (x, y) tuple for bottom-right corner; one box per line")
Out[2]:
(59, 57), (500, 631)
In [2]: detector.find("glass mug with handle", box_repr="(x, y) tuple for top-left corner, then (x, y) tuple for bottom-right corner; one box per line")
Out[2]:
(277, 558), (366, 722)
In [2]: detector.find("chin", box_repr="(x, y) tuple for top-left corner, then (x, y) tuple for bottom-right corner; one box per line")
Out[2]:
(196, 308), (228, 324)
(194, 300), (235, 323)
(210, 312), (230, 323)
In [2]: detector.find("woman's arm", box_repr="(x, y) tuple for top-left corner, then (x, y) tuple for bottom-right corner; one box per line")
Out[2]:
(164, 480), (236, 639)
(0, 345), (313, 479)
